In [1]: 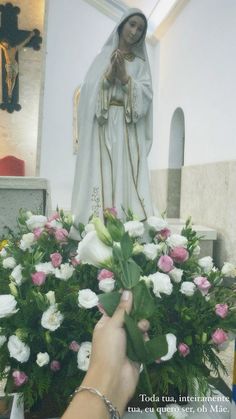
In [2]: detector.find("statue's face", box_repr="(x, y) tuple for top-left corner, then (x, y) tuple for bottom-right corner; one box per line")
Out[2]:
(120, 15), (145, 46)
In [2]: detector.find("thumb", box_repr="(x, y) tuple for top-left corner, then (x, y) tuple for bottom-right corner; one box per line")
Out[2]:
(111, 290), (132, 327)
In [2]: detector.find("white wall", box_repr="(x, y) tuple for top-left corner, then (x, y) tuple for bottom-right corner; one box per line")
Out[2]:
(153, 0), (236, 168)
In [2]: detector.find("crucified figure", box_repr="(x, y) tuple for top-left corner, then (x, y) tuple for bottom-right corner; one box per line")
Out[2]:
(0, 31), (35, 101)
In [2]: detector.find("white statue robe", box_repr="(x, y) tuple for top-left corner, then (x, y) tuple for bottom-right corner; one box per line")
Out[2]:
(71, 8), (154, 229)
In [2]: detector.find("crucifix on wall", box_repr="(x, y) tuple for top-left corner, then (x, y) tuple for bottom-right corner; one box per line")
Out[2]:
(0, 2), (42, 113)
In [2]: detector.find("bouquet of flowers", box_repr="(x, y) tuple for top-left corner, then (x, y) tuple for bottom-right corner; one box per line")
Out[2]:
(0, 209), (235, 417)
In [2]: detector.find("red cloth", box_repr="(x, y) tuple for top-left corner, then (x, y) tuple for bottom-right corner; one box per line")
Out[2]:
(0, 155), (25, 176)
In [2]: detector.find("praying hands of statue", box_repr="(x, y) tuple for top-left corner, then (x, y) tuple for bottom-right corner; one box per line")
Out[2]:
(105, 49), (129, 85)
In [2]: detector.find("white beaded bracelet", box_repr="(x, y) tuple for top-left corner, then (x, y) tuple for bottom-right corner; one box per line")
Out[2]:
(71, 386), (121, 419)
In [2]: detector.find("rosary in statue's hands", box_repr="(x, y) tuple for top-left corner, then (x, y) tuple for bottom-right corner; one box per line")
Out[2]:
(106, 49), (129, 84)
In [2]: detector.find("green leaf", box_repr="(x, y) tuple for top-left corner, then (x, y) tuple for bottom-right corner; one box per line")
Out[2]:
(120, 232), (133, 260)
(98, 291), (121, 316)
(124, 313), (149, 363)
(145, 335), (168, 363)
(106, 219), (125, 242)
(125, 259), (141, 288)
(132, 281), (155, 319)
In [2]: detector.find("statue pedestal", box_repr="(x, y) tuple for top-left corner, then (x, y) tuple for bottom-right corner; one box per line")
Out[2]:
(0, 177), (50, 235)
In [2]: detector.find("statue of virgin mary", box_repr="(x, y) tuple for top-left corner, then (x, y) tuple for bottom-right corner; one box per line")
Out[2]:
(71, 8), (154, 230)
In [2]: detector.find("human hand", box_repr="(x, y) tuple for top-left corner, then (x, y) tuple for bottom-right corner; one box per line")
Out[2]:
(105, 51), (117, 82)
(82, 290), (140, 415)
(113, 49), (129, 84)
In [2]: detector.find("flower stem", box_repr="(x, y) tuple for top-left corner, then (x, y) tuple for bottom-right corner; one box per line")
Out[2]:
(143, 364), (161, 419)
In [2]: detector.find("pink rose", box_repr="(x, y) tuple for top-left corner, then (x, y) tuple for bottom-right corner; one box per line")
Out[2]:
(12, 370), (28, 387)
(97, 269), (114, 281)
(32, 271), (46, 286)
(104, 207), (118, 218)
(158, 255), (174, 273)
(50, 360), (61, 372)
(50, 252), (62, 268)
(193, 276), (211, 295)
(215, 304), (229, 319)
(33, 227), (43, 239)
(69, 341), (80, 352)
(71, 257), (81, 267)
(158, 228), (171, 240)
(178, 343), (190, 357)
(170, 247), (189, 263)
(48, 212), (60, 222)
(212, 328), (228, 345)
(54, 228), (69, 242)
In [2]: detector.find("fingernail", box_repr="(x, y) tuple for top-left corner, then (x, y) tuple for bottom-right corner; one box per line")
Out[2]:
(121, 290), (130, 301)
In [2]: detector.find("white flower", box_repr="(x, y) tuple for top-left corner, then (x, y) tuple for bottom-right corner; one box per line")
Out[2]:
(166, 234), (188, 249)
(0, 295), (18, 318)
(7, 335), (30, 363)
(2, 257), (16, 269)
(221, 262), (236, 278)
(35, 262), (55, 275)
(0, 336), (7, 347)
(77, 231), (112, 267)
(41, 304), (63, 331)
(84, 223), (95, 234)
(192, 245), (201, 256)
(45, 291), (56, 305)
(166, 403), (188, 419)
(55, 263), (74, 280)
(169, 268), (183, 283)
(47, 219), (63, 229)
(124, 220), (144, 238)
(149, 272), (173, 298)
(36, 352), (50, 367)
(0, 248), (7, 258)
(11, 264), (23, 285)
(26, 215), (47, 230)
(143, 244), (159, 260)
(147, 216), (168, 231)
(78, 289), (99, 309)
(19, 233), (35, 251)
(161, 333), (177, 361)
(180, 281), (196, 296)
(198, 256), (214, 273)
(77, 342), (92, 371)
(99, 278), (115, 293)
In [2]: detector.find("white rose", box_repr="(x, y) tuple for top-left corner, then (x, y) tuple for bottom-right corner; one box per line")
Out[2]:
(36, 352), (50, 367)
(77, 231), (112, 267)
(180, 281), (196, 296)
(161, 333), (177, 361)
(99, 278), (115, 293)
(147, 216), (168, 231)
(221, 262), (236, 278)
(0, 336), (7, 347)
(166, 234), (188, 249)
(124, 220), (144, 238)
(2, 257), (16, 269)
(0, 248), (7, 258)
(77, 342), (92, 371)
(55, 263), (74, 280)
(169, 268), (183, 283)
(26, 215), (47, 230)
(149, 272), (173, 298)
(7, 335), (30, 363)
(143, 244), (159, 260)
(192, 245), (201, 256)
(0, 294), (18, 318)
(198, 256), (213, 273)
(41, 304), (63, 331)
(19, 233), (35, 251)
(45, 291), (56, 305)
(78, 289), (99, 309)
(166, 404), (188, 419)
(35, 262), (55, 275)
(11, 264), (23, 285)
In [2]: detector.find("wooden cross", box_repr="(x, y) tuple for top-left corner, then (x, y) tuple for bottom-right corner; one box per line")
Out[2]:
(0, 2), (42, 113)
